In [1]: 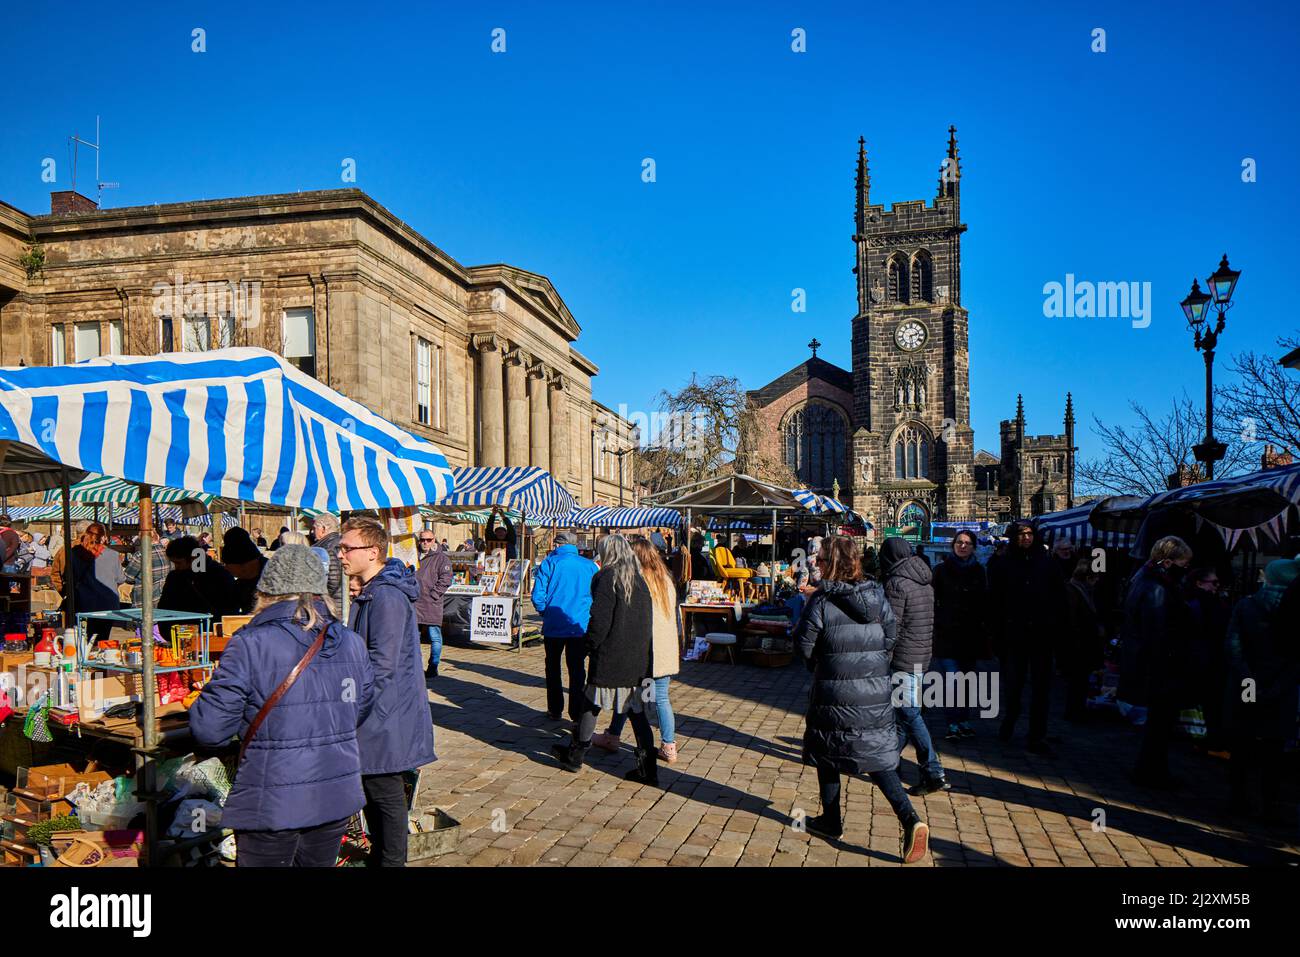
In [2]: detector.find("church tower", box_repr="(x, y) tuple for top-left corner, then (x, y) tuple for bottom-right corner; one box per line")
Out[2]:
(849, 129), (976, 535)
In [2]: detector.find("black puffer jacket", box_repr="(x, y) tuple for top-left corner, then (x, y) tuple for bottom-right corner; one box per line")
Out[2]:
(795, 579), (899, 774)
(932, 554), (989, 661)
(988, 524), (1060, 655)
(881, 538), (935, 672)
(585, 567), (653, 688)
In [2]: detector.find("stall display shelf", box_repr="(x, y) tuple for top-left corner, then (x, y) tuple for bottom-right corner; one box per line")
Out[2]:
(75, 607), (215, 675)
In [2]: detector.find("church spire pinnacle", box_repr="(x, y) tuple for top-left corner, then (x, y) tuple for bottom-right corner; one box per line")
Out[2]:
(938, 124), (961, 201)
(855, 136), (871, 232)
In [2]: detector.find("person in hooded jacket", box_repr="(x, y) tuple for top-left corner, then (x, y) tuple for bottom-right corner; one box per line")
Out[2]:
(880, 536), (949, 793)
(189, 545), (375, 866)
(338, 517), (437, 866)
(1062, 557), (1105, 723)
(796, 535), (929, 864)
(1120, 535), (1194, 788)
(932, 530), (989, 741)
(1223, 558), (1300, 819)
(988, 521), (1059, 754)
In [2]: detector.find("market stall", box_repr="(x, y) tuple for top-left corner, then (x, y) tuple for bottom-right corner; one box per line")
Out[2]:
(428, 466), (574, 650)
(0, 347), (456, 867)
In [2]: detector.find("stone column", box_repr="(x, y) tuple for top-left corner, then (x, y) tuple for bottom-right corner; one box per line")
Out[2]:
(527, 361), (550, 470)
(549, 374), (569, 485)
(504, 346), (529, 466)
(473, 334), (505, 467)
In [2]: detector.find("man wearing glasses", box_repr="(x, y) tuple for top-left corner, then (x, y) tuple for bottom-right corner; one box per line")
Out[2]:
(414, 529), (453, 679)
(338, 517), (436, 866)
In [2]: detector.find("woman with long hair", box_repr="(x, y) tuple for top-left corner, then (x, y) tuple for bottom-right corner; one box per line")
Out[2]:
(796, 534), (929, 864)
(592, 535), (683, 762)
(190, 545), (375, 866)
(550, 534), (660, 783)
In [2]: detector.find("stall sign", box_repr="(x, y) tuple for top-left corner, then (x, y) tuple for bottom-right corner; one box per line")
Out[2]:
(470, 596), (513, 644)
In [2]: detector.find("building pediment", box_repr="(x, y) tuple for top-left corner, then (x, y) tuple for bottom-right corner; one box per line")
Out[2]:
(466, 264), (581, 342)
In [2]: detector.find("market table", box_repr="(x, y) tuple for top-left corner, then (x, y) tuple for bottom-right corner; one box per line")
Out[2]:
(680, 601), (750, 655)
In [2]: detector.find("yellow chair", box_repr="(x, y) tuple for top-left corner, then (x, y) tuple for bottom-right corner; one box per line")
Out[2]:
(712, 546), (754, 602)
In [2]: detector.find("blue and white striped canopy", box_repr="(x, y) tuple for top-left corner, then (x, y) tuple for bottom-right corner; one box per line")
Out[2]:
(0, 348), (454, 512)
(791, 488), (867, 527)
(1034, 503), (1137, 550)
(552, 505), (682, 528)
(437, 466), (576, 521)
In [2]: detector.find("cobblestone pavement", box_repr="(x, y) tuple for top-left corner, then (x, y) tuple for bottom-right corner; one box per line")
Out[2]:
(416, 640), (1299, 867)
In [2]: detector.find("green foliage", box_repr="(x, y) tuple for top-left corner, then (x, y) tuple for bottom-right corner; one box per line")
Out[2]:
(27, 814), (81, 846)
(19, 242), (46, 279)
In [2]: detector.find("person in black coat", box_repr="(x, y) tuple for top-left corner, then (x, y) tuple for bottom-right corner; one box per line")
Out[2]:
(932, 530), (989, 741)
(988, 521), (1059, 754)
(485, 507), (517, 561)
(1182, 567), (1230, 751)
(795, 535), (929, 864)
(159, 535), (241, 620)
(1120, 535), (1195, 788)
(1062, 558), (1105, 722)
(880, 536), (948, 792)
(550, 534), (661, 784)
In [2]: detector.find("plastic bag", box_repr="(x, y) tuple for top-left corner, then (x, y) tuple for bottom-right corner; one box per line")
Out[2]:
(23, 691), (52, 742)
(165, 799), (223, 837)
(1177, 707), (1207, 738)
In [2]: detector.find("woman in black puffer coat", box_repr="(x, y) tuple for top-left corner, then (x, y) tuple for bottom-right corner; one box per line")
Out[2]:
(932, 530), (990, 740)
(795, 535), (929, 864)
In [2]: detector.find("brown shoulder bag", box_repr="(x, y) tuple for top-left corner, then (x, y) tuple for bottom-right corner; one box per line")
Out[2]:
(237, 626), (329, 767)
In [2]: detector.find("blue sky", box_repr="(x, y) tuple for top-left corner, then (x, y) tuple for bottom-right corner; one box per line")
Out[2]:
(3, 0), (1296, 464)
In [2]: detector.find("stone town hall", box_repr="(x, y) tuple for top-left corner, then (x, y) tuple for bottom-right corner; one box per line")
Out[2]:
(748, 130), (1076, 534)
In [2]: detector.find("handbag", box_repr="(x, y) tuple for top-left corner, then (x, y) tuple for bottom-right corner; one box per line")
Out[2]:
(237, 625), (328, 767)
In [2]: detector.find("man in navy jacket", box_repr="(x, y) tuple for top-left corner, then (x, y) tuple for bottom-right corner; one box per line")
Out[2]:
(340, 517), (436, 866)
(532, 532), (598, 722)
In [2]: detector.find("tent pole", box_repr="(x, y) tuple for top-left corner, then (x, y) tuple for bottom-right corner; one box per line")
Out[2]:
(772, 508), (778, 575)
(60, 469), (76, 627)
(137, 482), (160, 867)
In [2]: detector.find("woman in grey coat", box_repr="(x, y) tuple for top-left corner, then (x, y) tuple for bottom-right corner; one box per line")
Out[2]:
(796, 535), (929, 864)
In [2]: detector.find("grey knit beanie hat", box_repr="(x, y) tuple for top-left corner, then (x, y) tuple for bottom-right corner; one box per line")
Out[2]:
(258, 543), (327, 596)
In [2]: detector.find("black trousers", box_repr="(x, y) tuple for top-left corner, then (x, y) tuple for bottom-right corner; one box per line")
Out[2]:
(1135, 694), (1177, 780)
(544, 635), (586, 721)
(816, 764), (917, 828)
(362, 773), (409, 867)
(236, 817), (349, 867)
(1001, 646), (1052, 743)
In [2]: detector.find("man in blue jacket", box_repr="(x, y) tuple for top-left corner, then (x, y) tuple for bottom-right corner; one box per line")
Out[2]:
(339, 517), (437, 866)
(532, 531), (598, 722)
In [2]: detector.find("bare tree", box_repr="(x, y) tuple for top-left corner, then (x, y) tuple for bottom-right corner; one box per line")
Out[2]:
(1216, 332), (1300, 458)
(1077, 394), (1254, 496)
(636, 374), (789, 494)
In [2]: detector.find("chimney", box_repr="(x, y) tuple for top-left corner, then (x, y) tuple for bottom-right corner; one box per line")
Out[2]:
(50, 191), (98, 215)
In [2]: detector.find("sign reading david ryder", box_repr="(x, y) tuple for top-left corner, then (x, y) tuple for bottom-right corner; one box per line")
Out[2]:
(470, 595), (513, 644)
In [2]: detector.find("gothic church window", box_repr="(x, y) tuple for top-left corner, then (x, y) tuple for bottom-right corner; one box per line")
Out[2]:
(893, 425), (930, 480)
(783, 402), (847, 491)
(910, 249), (933, 302)
(887, 254), (908, 304)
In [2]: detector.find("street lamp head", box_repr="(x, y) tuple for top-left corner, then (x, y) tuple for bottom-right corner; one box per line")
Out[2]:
(1206, 253), (1240, 306)
(1181, 278), (1212, 331)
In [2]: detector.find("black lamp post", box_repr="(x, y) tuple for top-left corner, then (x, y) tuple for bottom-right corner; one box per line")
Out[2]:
(1180, 254), (1240, 481)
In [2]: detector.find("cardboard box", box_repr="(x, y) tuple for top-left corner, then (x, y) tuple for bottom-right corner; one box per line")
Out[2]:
(0, 652), (35, 670)
(19, 762), (111, 800)
(73, 672), (143, 722)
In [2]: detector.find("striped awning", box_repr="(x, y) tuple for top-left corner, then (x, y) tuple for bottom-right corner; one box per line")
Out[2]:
(0, 348), (454, 512)
(7, 503), (237, 528)
(41, 474), (236, 516)
(1034, 503), (1138, 550)
(552, 505), (682, 528)
(436, 467), (575, 521)
(791, 488), (867, 527)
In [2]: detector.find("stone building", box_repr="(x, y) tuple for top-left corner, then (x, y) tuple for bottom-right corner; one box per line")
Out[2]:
(0, 188), (637, 507)
(747, 133), (1076, 533)
(995, 393), (1077, 518)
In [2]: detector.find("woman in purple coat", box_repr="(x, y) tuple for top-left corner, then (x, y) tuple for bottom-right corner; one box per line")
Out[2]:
(190, 545), (375, 867)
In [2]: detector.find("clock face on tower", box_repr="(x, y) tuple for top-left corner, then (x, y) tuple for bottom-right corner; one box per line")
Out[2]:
(895, 320), (927, 352)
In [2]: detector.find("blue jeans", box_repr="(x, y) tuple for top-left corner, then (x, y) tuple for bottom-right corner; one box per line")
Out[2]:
(608, 676), (675, 744)
(893, 669), (944, 782)
(422, 624), (443, 671)
(931, 656), (975, 725)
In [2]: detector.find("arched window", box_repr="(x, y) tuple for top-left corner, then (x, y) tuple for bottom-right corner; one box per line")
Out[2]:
(893, 424), (931, 480)
(887, 254), (908, 304)
(910, 249), (933, 302)
(783, 403), (847, 491)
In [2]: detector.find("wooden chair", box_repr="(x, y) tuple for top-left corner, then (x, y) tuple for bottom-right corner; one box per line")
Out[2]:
(711, 546), (754, 602)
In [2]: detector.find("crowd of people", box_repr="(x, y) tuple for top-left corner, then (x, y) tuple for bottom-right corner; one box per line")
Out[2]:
(11, 503), (1294, 866)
